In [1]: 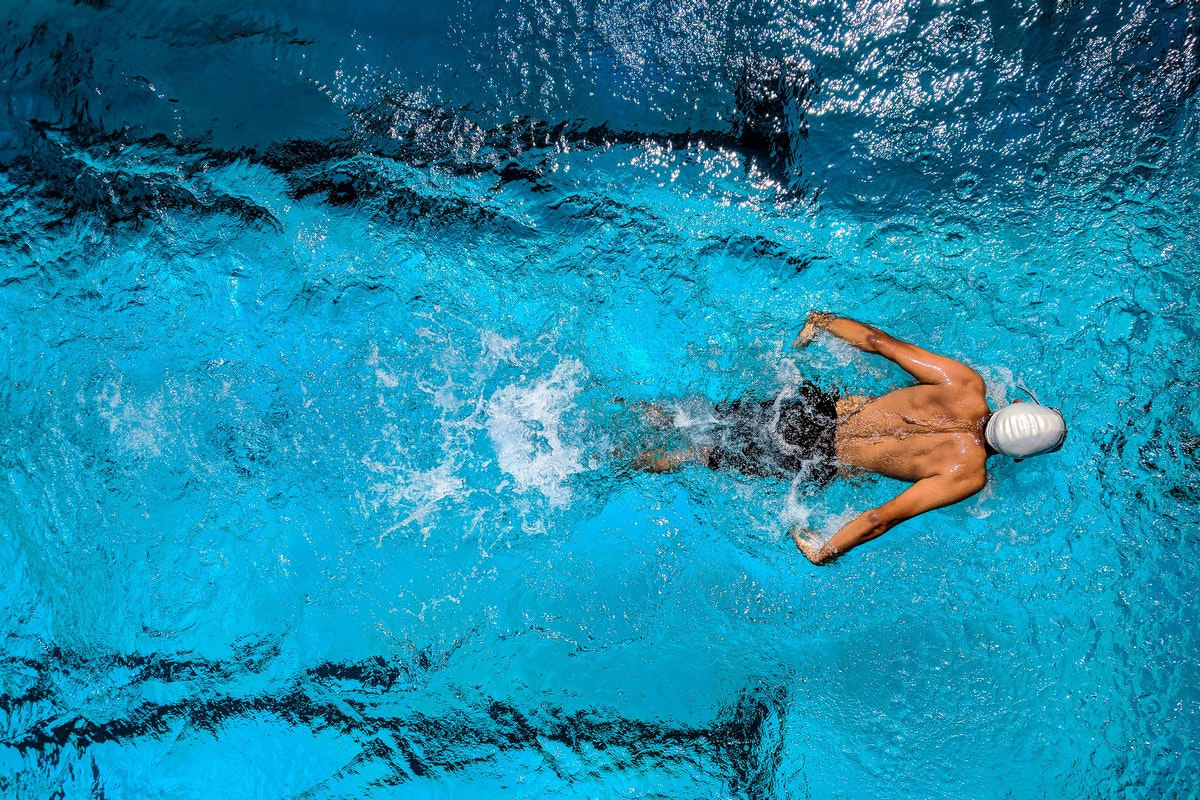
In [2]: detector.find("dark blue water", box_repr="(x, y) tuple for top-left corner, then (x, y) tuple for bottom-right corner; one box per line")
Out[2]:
(1, 2), (1198, 798)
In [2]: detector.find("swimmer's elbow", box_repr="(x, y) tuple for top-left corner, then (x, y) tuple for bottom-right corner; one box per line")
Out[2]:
(863, 331), (886, 354)
(953, 370), (986, 394)
(949, 471), (987, 500)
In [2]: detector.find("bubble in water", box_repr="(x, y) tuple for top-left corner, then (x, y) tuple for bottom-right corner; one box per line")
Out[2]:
(485, 358), (587, 508)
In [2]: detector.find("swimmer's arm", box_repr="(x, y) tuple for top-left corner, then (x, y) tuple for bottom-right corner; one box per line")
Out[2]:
(793, 312), (981, 387)
(790, 472), (985, 566)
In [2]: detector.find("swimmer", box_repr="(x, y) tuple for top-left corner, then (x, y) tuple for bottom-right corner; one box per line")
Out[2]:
(634, 312), (1066, 565)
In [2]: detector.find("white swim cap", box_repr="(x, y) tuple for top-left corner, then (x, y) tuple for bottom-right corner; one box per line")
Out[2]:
(985, 403), (1066, 458)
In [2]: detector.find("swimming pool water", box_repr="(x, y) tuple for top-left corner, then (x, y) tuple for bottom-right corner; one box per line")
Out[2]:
(1, 1), (1198, 798)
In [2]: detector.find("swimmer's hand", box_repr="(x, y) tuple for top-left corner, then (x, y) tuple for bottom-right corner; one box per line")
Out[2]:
(790, 526), (836, 566)
(791, 311), (834, 349)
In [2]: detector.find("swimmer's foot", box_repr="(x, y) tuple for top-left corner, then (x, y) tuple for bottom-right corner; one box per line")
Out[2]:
(632, 446), (711, 473)
(634, 402), (675, 429)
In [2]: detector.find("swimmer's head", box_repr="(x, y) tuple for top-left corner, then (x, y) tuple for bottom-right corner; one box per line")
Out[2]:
(985, 402), (1066, 459)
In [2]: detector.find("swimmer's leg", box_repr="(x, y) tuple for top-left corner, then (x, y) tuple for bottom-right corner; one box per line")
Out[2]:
(632, 446), (712, 473)
(633, 402), (674, 429)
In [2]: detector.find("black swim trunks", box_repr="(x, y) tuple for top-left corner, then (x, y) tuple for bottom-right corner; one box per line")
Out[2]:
(706, 381), (840, 485)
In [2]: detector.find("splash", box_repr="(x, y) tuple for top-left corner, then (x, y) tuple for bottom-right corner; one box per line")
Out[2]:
(364, 455), (464, 542)
(485, 359), (587, 508)
(782, 478), (815, 531)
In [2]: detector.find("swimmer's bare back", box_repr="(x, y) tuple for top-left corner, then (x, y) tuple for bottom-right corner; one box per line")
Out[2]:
(790, 312), (989, 565)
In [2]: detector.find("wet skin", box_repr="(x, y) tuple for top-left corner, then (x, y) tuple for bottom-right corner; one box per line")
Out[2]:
(790, 313), (990, 565)
(633, 312), (994, 565)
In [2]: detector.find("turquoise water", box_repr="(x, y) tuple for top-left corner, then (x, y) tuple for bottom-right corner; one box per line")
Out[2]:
(1, 1), (1198, 797)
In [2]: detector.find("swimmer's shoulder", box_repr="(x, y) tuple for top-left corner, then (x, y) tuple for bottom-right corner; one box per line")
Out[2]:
(931, 364), (988, 415)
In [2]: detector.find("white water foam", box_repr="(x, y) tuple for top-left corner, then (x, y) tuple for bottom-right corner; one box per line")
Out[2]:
(966, 476), (996, 519)
(479, 330), (522, 368)
(822, 336), (861, 368)
(823, 505), (860, 536)
(667, 398), (718, 431)
(95, 381), (168, 457)
(363, 455), (464, 541)
(782, 478), (815, 531)
(485, 359), (587, 508)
